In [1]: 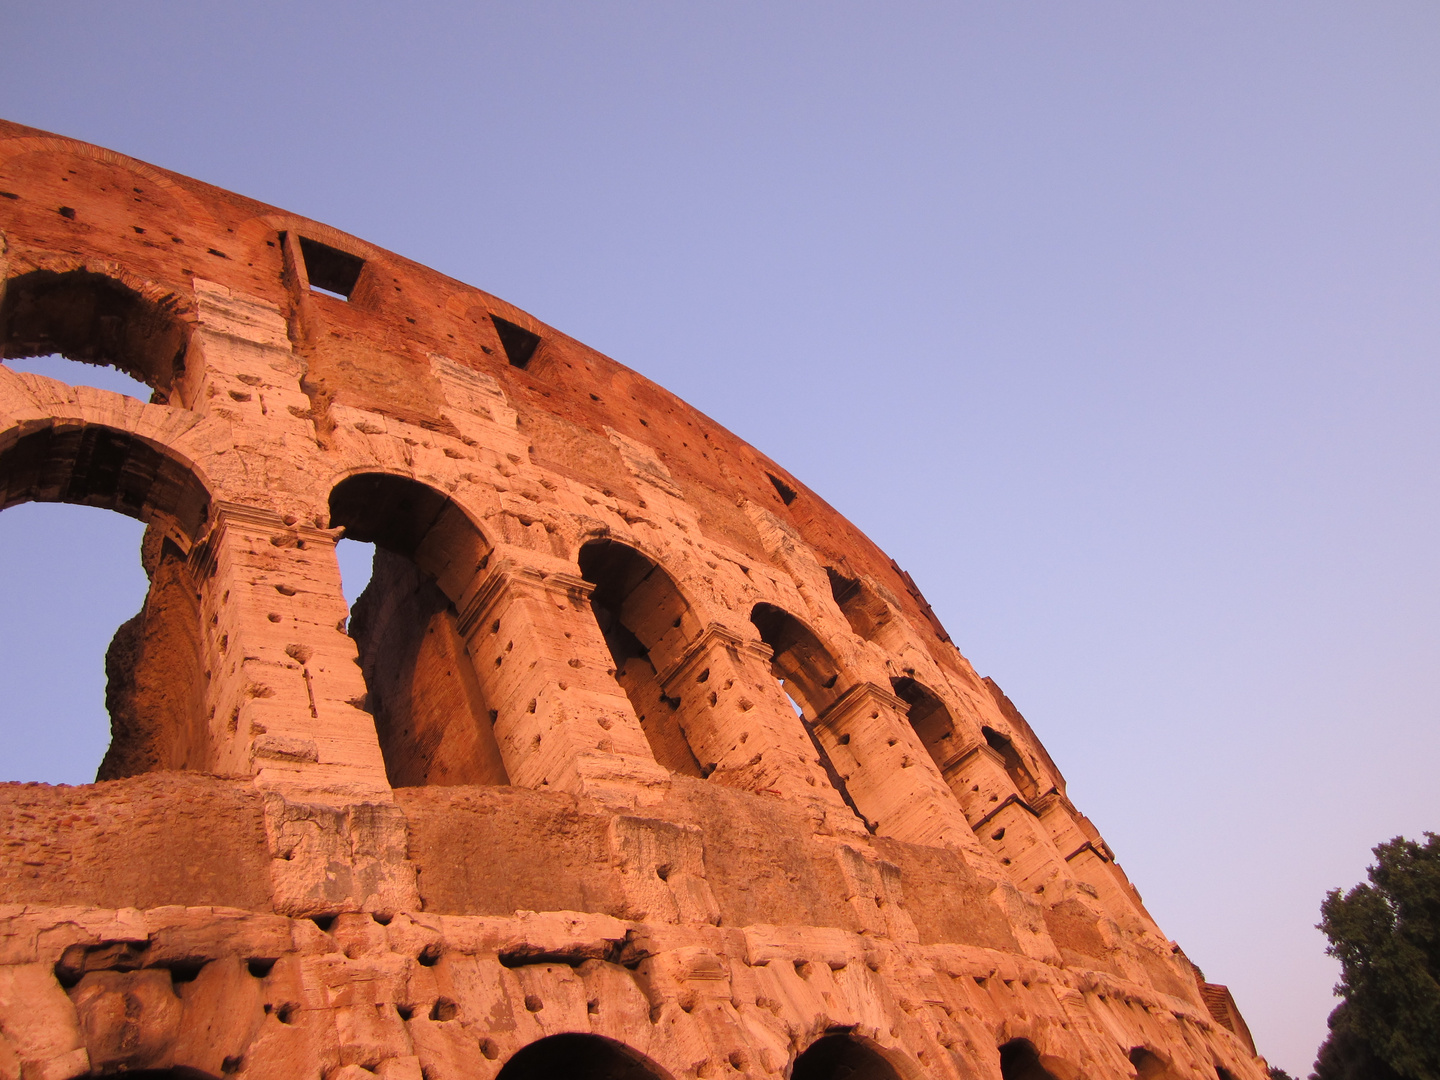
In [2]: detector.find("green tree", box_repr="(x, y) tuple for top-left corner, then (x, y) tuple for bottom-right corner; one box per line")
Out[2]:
(1313, 832), (1440, 1080)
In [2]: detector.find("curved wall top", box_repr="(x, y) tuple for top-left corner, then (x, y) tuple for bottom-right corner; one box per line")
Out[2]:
(0, 118), (1269, 1080)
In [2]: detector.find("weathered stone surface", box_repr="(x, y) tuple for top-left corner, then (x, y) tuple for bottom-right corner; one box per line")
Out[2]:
(0, 118), (1269, 1079)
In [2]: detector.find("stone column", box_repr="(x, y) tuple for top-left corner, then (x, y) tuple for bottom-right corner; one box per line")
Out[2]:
(196, 503), (385, 795)
(941, 744), (1074, 896)
(655, 623), (853, 811)
(1035, 791), (1155, 929)
(194, 502), (417, 916)
(810, 682), (982, 853)
(455, 557), (670, 807)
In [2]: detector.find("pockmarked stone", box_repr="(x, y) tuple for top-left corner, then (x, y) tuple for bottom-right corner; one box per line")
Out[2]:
(0, 117), (1266, 1080)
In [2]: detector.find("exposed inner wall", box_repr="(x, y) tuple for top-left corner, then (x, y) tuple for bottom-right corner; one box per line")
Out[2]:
(0, 118), (1267, 1080)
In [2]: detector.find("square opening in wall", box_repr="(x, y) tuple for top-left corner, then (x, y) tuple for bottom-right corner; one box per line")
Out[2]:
(491, 316), (541, 369)
(298, 236), (365, 300)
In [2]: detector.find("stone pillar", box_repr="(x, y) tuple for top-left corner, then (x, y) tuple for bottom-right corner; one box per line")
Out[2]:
(194, 502), (417, 916)
(810, 682), (982, 853)
(196, 503), (387, 797)
(655, 623), (852, 810)
(941, 744), (1073, 896)
(455, 557), (670, 807)
(1035, 791), (1155, 929)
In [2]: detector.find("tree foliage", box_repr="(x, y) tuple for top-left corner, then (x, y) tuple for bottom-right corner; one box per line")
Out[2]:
(1313, 832), (1440, 1080)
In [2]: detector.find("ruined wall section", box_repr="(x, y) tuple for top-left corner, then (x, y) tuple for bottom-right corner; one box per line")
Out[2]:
(0, 120), (1266, 1080)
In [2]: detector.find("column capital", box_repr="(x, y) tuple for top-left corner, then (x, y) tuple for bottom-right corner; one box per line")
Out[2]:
(655, 621), (774, 688)
(456, 557), (594, 638)
(811, 681), (909, 734)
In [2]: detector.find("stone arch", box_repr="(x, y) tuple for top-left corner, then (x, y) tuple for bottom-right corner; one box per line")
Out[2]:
(749, 602), (843, 719)
(495, 1033), (672, 1080)
(1, 267), (194, 399)
(791, 1033), (916, 1080)
(748, 601), (861, 813)
(890, 675), (962, 771)
(0, 418), (213, 778)
(982, 725), (1040, 802)
(999, 1038), (1062, 1080)
(826, 565), (900, 645)
(1129, 1047), (1179, 1080)
(579, 537), (704, 777)
(328, 471), (508, 787)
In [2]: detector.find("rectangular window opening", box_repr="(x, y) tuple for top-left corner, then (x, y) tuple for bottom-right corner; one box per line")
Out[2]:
(298, 236), (365, 300)
(491, 315), (541, 369)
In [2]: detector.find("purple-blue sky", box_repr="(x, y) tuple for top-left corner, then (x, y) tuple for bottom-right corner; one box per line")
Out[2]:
(2, 4), (1437, 1073)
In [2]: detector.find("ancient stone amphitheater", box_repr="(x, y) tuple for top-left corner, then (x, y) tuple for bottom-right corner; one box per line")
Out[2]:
(0, 120), (1264, 1080)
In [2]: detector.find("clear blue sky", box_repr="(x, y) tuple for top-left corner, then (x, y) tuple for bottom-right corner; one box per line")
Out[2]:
(2, 5), (1437, 1073)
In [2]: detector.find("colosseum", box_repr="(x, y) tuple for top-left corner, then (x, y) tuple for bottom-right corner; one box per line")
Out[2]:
(0, 119), (1264, 1080)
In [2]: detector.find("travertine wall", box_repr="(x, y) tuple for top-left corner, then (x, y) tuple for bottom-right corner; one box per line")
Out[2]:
(0, 119), (1263, 1080)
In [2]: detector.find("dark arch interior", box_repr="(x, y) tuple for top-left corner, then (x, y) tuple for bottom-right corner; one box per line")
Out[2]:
(749, 602), (862, 816)
(792, 1034), (905, 1080)
(329, 473), (507, 787)
(1, 269), (190, 397)
(0, 424), (211, 780)
(0, 423), (209, 540)
(891, 675), (959, 770)
(999, 1039), (1060, 1080)
(579, 538), (702, 777)
(496, 1034), (668, 1080)
(982, 726), (1040, 801)
(1130, 1048), (1171, 1080)
(749, 602), (842, 719)
(825, 565), (896, 644)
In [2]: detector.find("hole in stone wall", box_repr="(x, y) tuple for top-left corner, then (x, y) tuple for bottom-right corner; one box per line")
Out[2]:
(982, 726), (1040, 802)
(329, 473), (508, 788)
(495, 1034), (669, 1080)
(792, 1033), (906, 1080)
(1, 269), (191, 397)
(0, 504), (148, 783)
(579, 539), (703, 778)
(0, 419), (211, 784)
(825, 566), (896, 643)
(749, 603), (863, 821)
(1129, 1049), (1171, 1080)
(998, 1039), (1060, 1080)
(298, 236), (365, 300)
(335, 538), (377, 617)
(5, 353), (152, 399)
(891, 676), (959, 771)
(492, 316), (540, 370)
(766, 472), (797, 505)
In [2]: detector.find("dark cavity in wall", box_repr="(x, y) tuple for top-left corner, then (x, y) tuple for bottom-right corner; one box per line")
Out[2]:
(492, 316), (540, 369)
(298, 237), (365, 300)
(767, 473), (797, 505)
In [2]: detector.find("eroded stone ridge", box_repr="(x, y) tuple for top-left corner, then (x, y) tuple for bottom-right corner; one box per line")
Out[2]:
(0, 119), (1263, 1080)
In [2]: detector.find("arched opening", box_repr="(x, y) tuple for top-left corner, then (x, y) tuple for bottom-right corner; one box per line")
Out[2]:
(999, 1039), (1060, 1080)
(890, 675), (960, 769)
(982, 726), (1040, 801)
(749, 602), (858, 813)
(0, 422), (211, 781)
(496, 1034), (670, 1080)
(825, 566), (896, 644)
(792, 1033), (907, 1080)
(578, 538), (703, 777)
(1, 269), (192, 400)
(1130, 1048), (1174, 1080)
(328, 472), (508, 787)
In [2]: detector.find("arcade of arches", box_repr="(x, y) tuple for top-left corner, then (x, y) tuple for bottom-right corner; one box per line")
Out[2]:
(0, 120), (1267, 1080)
